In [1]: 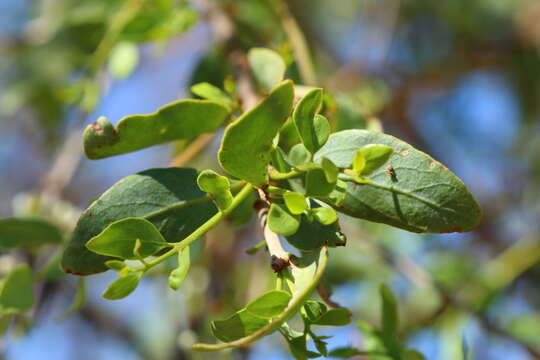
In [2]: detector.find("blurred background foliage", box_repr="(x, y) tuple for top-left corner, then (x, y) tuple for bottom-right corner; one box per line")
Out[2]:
(1, 0), (540, 359)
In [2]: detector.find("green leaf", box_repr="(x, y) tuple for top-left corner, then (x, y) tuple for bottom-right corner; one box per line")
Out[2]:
(289, 143), (311, 166)
(293, 88), (326, 154)
(268, 203), (300, 236)
(380, 284), (399, 338)
(313, 115), (330, 151)
(102, 272), (142, 300)
(226, 189), (256, 226)
(403, 349), (426, 360)
(358, 144), (394, 176)
(86, 217), (167, 260)
(305, 167), (335, 197)
(105, 260), (126, 271)
(0, 265), (34, 314)
(62, 168), (216, 275)
(197, 170), (233, 211)
(312, 308), (352, 326)
(356, 320), (401, 358)
(326, 180), (348, 207)
(246, 290), (292, 318)
(314, 130), (482, 233)
(285, 215), (343, 251)
(218, 80), (294, 186)
(108, 41), (139, 79)
(191, 82), (232, 106)
(59, 278), (86, 319)
(284, 192), (307, 215)
(280, 324), (321, 360)
(247, 48), (286, 93)
(312, 207), (338, 225)
(193, 248), (328, 350)
(211, 309), (269, 342)
(270, 147), (292, 173)
(303, 300), (327, 322)
(321, 157), (339, 183)
(312, 334), (329, 357)
(0, 218), (63, 249)
(84, 100), (229, 159)
(351, 149), (366, 176)
(168, 246), (190, 291)
(328, 347), (365, 358)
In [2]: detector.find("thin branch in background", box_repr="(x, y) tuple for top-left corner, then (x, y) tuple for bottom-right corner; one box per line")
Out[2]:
(169, 133), (215, 167)
(272, 0), (317, 86)
(39, 129), (83, 203)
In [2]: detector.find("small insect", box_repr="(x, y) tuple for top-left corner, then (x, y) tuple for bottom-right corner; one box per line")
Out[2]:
(386, 165), (395, 177)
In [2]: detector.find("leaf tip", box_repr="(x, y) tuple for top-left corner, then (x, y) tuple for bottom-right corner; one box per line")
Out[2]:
(83, 116), (118, 159)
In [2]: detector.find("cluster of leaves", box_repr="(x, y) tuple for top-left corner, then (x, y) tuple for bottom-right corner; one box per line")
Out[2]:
(1, 47), (481, 357)
(0, 0), (198, 138)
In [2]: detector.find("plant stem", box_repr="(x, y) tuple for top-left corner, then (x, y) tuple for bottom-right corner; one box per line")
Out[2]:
(193, 247), (328, 351)
(268, 169), (302, 181)
(136, 183), (254, 271)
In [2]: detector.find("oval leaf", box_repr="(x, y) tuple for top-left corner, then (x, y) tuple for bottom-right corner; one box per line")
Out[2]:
(286, 216), (343, 251)
(84, 100), (229, 159)
(268, 203), (300, 236)
(102, 272), (141, 300)
(246, 290), (292, 318)
(303, 300), (328, 322)
(0, 265), (34, 314)
(211, 309), (269, 343)
(380, 284), (399, 337)
(321, 157), (339, 183)
(312, 207), (338, 225)
(289, 143), (311, 166)
(358, 144), (393, 176)
(218, 80), (294, 187)
(293, 88), (324, 154)
(312, 308), (352, 326)
(0, 218), (62, 249)
(284, 192), (307, 215)
(315, 130), (482, 233)
(191, 82), (232, 106)
(86, 217), (167, 260)
(305, 167), (336, 197)
(62, 168), (216, 275)
(248, 48), (286, 93)
(313, 114), (330, 151)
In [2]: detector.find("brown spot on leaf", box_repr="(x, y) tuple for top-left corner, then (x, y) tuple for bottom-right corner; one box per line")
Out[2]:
(401, 149), (409, 157)
(91, 123), (102, 132)
(429, 162), (436, 168)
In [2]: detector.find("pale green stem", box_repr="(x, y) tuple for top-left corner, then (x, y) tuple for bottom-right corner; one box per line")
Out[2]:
(192, 247), (328, 351)
(135, 183), (254, 272)
(268, 169), (302, 181)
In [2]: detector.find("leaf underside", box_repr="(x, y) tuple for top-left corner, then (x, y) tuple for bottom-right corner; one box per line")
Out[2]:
(315, 130), (482, 233)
